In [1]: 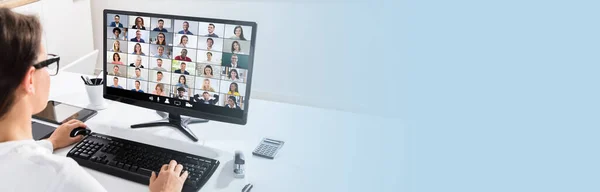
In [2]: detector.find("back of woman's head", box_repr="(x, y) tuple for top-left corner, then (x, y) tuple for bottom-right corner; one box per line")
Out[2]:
(0, 8), (42, 119)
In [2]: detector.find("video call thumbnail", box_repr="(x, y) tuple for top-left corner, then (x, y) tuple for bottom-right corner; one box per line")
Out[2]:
(105, 13), (252, 110)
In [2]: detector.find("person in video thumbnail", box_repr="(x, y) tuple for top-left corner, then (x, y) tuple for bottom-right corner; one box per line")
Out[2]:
(227, 82), (240, 96)
(225, 96), (241, 109)
(152, 83), (167, 96)
(153, 19), (168, 32)
(195, 92), (219, 105)
(131, 80), (144, 92)
(112, 27), (122, 39)
(174, 75), (189, 88)
(130, 30), (145, 43)
(153, 45), (169, 59)
(111, 53), (123, 65)
(131, 16), (146, 30)
(174, 62), (189, 75)
(110, 15), (123, 28)
(133, 68), (144, 80)
(229, 54), (238, 68)
(110, 65), (122, 76)
(203, 65), (213, 78)
(230, 25), (246, 40)
(228, 69), (241, 82)
(174, 49), (192, 62)
(111, 40), (121, 52)
(206, 23), (218, 37)
(231, 41), (243, 54)
(201, 79), (215, 92)
(132, 43), (145, 56)
(178, 35), (189, 48)
(205, 52), (215, 63)
(155, 71), (165, 83)
(152, 58), (167, 71)
(109, 77), (123, 88)
(130, 55), (144, 68)
(205, 38), (215, 51)
(178, 21), (193, 35)
(175, 87), (188, 100)
(155, 32), (167, 45)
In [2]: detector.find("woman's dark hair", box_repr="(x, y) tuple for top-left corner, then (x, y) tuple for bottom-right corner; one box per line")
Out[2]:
(179, 35), (188, 45)
(135, 17), (144, 27)
(204, 65), (213, 75)
(234, 26), (246, 40)
(134, 43), (143, 54)
(229, 82), (239, 92)
(156, 32), (166, 45)
(113, 53), (120, 61)
(112, 27), (121, 34)
(228, 69), (239, 79)
(179, 75), (187, 84)
(0, 8), (43, 119)
(206, 52), (213, 56)
(231, 41), (241, 53)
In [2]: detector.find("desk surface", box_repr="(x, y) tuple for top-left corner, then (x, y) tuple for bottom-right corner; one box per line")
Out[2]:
(47, 72), (401, 192)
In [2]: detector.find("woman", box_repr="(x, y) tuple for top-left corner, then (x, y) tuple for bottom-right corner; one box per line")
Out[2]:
(203, 65), (213, 78)
(231, 41), (243, 54)
(228, 82), (240, 96)
(112, 27), (122, 39)
(201, 79), (215, 92)
(152, 83), (167, 96)
(132, 16), (146, 30)
(112, 53), (123, 65)
(175, 75), (188, 89)
(132, 43), (145, 56)
(111, 40), (121, 52)
(230, 25), (246, 40)
(225, 96), (241, 109)
(178, 35), (189, 48)
(0, 8), (186, 192)
(228, 69), (241, 82)
(155, 32), (167, 45)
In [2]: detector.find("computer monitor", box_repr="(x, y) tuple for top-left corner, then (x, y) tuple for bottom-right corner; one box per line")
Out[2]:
(102, 10), (257, 142)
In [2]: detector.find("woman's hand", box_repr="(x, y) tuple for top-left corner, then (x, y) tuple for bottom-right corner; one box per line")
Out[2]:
(149, 160), (189, 192)
(46, 119), (87, 150)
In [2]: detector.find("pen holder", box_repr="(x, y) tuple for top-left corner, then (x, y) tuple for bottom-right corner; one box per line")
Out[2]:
(85, 78), (108, 110)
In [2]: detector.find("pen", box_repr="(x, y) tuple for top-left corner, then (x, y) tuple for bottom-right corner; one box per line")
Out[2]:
(81, 76), (89, 85)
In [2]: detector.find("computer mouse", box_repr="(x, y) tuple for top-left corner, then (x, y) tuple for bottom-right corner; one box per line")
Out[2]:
(70, 127), (91, 137)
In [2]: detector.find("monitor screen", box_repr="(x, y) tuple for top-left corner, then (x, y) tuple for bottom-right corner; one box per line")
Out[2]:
(103, 10), (256, 124)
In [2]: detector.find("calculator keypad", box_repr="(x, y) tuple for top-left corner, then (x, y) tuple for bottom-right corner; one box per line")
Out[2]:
(253, 139), (284, 159)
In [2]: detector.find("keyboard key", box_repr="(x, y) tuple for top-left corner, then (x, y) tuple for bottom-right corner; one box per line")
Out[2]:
(124, 164), (131, 170)
(108, 161), (117, 167)
(117, 162), (124, 168)
(131, 166), (138, 172)
(80, 153), (90, 159)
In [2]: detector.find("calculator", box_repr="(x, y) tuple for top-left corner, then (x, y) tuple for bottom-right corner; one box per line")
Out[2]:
(252, 138), (284, 159)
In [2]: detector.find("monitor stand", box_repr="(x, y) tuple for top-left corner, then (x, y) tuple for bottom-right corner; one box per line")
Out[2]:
(130, 111), (208, 142)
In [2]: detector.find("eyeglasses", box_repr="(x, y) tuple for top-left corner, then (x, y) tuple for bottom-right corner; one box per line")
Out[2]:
(33, 54), (60, 76)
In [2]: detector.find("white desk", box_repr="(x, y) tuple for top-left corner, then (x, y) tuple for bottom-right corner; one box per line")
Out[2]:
(46, 71), (401, 192)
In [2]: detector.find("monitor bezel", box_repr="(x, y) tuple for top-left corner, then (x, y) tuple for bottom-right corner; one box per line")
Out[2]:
(102, 9), (257, 125)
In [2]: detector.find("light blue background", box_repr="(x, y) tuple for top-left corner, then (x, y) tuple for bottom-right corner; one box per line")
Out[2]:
(398, 0), (600, 191)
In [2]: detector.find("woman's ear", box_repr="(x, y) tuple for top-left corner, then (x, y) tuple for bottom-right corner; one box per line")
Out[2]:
(21, 66), (36, 94)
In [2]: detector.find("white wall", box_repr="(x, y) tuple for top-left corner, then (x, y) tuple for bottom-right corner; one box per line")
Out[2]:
(14, 0), (95, 74)
(91, 0), (398, 118)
